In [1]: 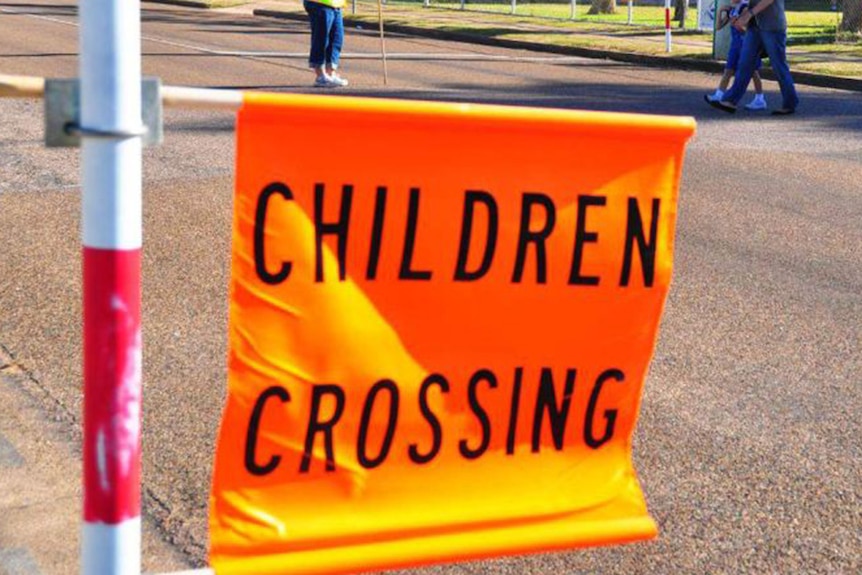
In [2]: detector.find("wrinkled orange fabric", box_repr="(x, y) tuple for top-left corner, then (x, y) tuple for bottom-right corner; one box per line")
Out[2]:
(210, 92), (695, 575)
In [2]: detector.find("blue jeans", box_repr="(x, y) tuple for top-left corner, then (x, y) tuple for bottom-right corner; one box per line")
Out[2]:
(726, 28), (761, 72)
(304, 1), (344, 70)
(724, 25), (799, 110)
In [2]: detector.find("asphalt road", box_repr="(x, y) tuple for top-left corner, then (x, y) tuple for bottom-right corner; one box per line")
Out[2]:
(0, 0), (860, 573)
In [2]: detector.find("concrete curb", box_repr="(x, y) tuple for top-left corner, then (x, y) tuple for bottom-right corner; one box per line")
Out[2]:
(253, 7), (862, 93)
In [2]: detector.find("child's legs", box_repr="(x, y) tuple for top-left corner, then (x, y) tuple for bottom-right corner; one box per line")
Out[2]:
(750, 50), (764, 94)
(719, 69), (735, 91)
(724, 29), (763, 105)
(325, 8), (344, 72)
(752, 70), (763, 94)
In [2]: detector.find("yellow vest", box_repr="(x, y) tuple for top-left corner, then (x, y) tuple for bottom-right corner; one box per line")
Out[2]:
(308, 0), (346, 8)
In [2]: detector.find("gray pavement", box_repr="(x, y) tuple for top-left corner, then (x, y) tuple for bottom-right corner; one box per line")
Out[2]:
(239, 0), (862, 92)
(0, 340), (192, 574)
(1, 1), (861, 574)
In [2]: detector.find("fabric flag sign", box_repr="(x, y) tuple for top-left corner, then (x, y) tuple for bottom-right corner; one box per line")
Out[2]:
(210, 92), (695, 575)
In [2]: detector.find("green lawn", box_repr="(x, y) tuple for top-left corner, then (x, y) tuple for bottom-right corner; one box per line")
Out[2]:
(384, 0), (854, 45)
(254, 0), (861, 75)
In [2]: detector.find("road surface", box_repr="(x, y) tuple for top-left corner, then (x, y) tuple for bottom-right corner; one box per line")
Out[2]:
(0, 1), (859, 573)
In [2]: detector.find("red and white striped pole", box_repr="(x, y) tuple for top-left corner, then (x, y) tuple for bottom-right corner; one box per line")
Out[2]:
(664, 0), (672, 52)
(79, 0), (143, 571)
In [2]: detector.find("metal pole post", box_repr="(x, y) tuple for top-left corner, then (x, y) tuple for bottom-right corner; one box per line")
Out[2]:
(377, 0), (388, 84)
(511, 0), (516, 15)
(665, 0), (672, 52)
(79, 0), (143, 572)
(571, 0), (576, 19)
(628, 0), (633, 24)
(833, 0), (839, 42)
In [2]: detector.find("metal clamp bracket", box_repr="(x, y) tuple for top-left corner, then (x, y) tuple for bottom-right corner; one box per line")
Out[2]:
(45, 78), (163, 147)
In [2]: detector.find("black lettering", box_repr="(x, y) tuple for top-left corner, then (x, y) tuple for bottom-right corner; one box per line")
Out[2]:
(300, 384), (346, 472)
(531, 368), (576, 452)
(244, 385), (290, 476)
(584, 369), (623, 449)
(357, 380), (400, 469)
(366, 186), (387, 280)
(254, 182), (293, 285)
(620, 198), (659, 287)
(506, 367), (523, 455)
(408, 374), (450, 464)
(399, 187), (432, 280)
(568, 195), (606, 286)
(454, 190), (498, 281)
(459, 369), (497, 459)
(314, 183), (353, 282)
(512, 193), (555, 284)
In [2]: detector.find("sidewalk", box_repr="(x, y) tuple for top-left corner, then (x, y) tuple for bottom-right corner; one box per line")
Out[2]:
(0, 346), (192, 575)
(162, 0), (862, 92)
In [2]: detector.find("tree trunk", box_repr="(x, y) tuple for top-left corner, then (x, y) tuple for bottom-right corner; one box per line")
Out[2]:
(839, 0), (862, 33)
(673, 0), (688, 29)
(588, 0), (616, 15)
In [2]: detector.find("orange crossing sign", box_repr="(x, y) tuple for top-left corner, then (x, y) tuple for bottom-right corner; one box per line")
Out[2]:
(210, 92), (695, 574)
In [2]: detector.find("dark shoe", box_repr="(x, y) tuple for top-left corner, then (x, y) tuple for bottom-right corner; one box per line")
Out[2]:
(771, 108), (796, 116)
(706, 98), (737, 113)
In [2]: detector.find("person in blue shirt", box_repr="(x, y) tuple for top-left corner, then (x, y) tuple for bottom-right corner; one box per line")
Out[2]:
(705, 0), (767, 110)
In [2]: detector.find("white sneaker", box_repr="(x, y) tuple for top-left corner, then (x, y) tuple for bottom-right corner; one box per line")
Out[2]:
(706, 89), (725, 103)
(314, 74), (334, 88)
(744, 95), (768, 111)
(327, 72), (349, 87)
